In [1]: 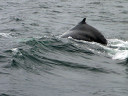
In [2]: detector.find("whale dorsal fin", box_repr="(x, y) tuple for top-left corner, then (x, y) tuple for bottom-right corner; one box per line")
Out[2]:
(79, 18), (86, 24)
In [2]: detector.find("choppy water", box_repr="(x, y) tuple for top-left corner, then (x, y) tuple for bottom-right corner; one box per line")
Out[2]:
(0, 0), (128, 96)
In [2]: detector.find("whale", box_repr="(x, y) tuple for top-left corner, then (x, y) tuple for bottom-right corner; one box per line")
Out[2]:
(61, 18), (107, 45)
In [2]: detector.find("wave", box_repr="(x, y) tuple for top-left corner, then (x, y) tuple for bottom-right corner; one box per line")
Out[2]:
(3, 36), (128, 74)
(0, 93), (10, 96)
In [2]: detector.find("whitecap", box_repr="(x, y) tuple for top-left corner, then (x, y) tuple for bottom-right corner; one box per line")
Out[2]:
(0, 33), (11, 38)
(107, 39), (128, 60)
(11, 48), (22, 56)
(112, 50), (128, 60)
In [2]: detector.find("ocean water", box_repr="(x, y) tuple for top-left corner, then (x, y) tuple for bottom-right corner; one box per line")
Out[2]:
(0, 0), (128, 96)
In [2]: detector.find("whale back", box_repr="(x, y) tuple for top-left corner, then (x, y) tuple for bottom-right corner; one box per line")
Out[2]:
(61, 18), (107, 45)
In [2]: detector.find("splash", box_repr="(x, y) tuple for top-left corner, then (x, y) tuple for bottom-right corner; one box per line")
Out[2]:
(70, 38), (128, 60)
(105, 39), (128, 60)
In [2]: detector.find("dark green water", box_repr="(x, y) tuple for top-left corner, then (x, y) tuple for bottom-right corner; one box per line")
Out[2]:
(0, 0), (128, 96)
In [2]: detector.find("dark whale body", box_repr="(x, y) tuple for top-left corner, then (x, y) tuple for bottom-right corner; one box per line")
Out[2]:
(61, 18), (107, 45)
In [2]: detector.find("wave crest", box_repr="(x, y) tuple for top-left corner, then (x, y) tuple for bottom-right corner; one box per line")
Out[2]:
(4, 36), (128, 74)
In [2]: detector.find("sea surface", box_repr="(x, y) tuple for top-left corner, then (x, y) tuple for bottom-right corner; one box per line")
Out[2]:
(0, 0), (128, 96)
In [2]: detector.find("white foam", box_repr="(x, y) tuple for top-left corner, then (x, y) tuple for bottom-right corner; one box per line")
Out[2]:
(112, 50), (128, 60)
(12, 48), (18, 53)
(107, 39), (128, 60)
(0, 33), (11, 38)
(62, 38), (128, 60)
(82, 39), (128, 60)
(11, 48), (22, 56)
